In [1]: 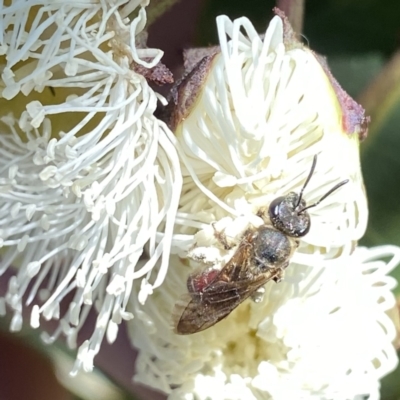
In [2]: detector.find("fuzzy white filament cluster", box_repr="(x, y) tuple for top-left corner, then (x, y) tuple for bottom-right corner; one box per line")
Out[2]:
(0, 0), (181, 374)
(127, 15), (400, 400)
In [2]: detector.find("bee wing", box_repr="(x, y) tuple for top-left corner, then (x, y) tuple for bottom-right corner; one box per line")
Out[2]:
(173, 268), (281, 335)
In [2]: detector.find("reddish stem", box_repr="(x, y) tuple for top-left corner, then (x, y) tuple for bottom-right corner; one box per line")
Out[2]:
(276, 0), (305, 35)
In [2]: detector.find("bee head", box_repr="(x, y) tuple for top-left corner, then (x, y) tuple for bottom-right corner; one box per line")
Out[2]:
(268, 156), (349, 238)
(268, 192), (310, 237)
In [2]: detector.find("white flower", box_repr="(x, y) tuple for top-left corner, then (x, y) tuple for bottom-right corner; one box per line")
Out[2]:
(129, 246), (400, 400)
(126, 13), (400, 400)
(0, 0), (181, 374)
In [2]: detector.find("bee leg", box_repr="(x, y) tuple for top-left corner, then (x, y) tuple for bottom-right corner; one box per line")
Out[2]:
(273, 263), (288, 283)
(273, 271), (284, 283)
(212, 222), (235, 250)
(250, 286), (265, 303)
(256, 207), (269, 224)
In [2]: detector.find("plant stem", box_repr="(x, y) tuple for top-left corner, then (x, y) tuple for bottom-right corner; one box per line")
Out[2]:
(276, 0), (305, 35)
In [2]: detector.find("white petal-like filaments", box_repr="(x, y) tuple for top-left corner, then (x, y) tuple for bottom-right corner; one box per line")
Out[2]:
(129, 245), (400, 399)
(174, 14), (367, 259)
(126, 13), (398, 400)
(0, 1), (181, 373)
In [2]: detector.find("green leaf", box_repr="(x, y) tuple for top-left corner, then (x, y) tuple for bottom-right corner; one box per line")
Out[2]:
(328, 54), (384, 99)
(380, 350), (400, 400)
(357, 53), (400, 288)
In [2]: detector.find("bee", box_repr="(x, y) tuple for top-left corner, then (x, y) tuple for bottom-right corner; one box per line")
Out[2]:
(173, 156), (348, 335)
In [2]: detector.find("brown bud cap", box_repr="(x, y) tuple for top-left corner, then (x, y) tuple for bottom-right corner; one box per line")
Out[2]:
(162, 52), (219, 131)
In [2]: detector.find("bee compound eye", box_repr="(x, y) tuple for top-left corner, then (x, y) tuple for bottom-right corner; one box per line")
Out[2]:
(268, 196), (285, 222)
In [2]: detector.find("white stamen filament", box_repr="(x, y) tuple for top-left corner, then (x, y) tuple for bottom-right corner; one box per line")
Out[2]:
(0, 0), (181, 374)
(125, 13), (399, 400)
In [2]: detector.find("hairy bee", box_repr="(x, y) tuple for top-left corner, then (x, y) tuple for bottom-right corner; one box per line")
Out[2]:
(174, 156), (348, 334)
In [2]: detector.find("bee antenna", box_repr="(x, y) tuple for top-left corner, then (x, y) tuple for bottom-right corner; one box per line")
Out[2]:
(296, 155), (318, 208)
(298, 179), (349, 214)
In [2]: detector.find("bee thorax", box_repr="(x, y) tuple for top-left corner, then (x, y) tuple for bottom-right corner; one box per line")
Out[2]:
(252, 227), (292, 269)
